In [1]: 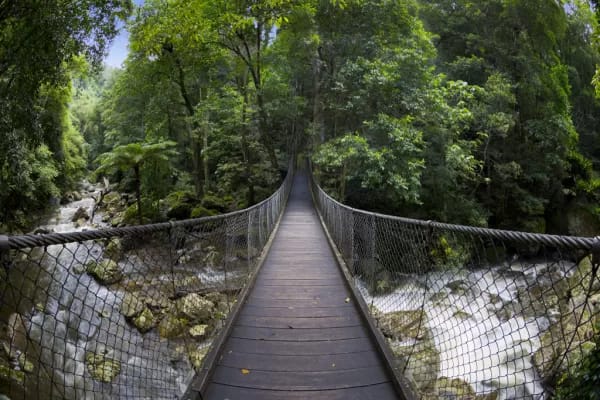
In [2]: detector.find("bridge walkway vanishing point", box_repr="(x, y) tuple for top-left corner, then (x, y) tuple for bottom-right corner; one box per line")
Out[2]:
(193, 171), (402, 399)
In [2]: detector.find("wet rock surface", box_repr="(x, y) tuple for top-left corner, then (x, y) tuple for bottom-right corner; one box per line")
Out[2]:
(0, 185), (243, 399)
(86, 259), (123, 285)
(85, 351), (121, 383)
(364, 256), (600, 400)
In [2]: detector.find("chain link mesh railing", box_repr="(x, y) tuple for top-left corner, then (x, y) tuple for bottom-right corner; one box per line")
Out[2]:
(311, 174), (600, 400)
(0, 167), (293, 400)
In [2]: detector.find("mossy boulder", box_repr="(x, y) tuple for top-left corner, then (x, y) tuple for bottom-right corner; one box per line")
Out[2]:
(17, 353), (33, 373)
(189, 324), (209, 339)
(390, 337), (440, 394)
(378, 309), (439, 395)
(167, 203), (192, 220)
(158, 314), (189, 339)
(436, 377), (476, 398)
(191, 206), (218, 219)
(86, 259), (122, 285)
(532, 260), (599, 385)
(378, 310), (428, 341)
(567, 205), (600, 237)
(85, 351), (121, 383)
(188, 345), (210, 369)
(204, 292), (229, 318)
(103, 192), (121, 206)
(132, 308), (156, 333)
(201, 194), (231, 213)
(165, 190), (197, 220)
(0, 363), (25, 385)
(568, 256), (600, 299)
(72, 206), (90, 222)
(110, 213), (124, 227)
(104, 238), (122, 261)
(446, 280), (470, 296)
(145, 292), (171, 311)
(177, 294), (214, 322)
(119, 293), (145, 319)
(202, 247), (223, 268)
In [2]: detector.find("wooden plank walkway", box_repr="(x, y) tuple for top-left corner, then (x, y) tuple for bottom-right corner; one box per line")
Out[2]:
(202, 172), (400, 399)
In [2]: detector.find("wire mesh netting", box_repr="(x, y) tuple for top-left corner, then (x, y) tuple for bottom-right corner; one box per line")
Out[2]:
(311, 176), (600, 400)
(0, 169), (292, 400)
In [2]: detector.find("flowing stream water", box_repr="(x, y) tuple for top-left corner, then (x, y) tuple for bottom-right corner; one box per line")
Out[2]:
(360, 261), (576, 400)
(1, 184), (194, 399)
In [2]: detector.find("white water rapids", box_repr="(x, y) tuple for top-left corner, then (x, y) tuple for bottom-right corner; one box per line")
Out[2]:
(359, 261), (575, 400)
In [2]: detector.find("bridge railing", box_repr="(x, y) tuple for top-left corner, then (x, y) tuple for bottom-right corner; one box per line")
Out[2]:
(311, 174), (600, 399)
(0, 166), (293, 400)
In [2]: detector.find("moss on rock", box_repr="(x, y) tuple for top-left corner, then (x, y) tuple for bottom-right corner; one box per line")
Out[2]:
(378, 310), (428, 341)
(132, 308), (156, 333)
(86, 259), (122, 285)
(120, 292), (145, 318)
(158, 314), (189, 339)
(85, 351), (121, 383)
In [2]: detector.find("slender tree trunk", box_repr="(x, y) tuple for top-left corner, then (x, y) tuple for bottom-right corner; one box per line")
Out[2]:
(312, 56), (325, 144)
(172, 52), (203, 196)
(133, 164), (142, 224)
(340, 161), (347, 201)
(200, 87), (210, 194)
(239, 74), (255, 205)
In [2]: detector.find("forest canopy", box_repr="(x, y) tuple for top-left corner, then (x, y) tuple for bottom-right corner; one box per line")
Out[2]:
(1, 0), (600, 237)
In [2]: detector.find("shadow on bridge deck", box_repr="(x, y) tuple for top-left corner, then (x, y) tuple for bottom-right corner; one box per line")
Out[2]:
(189, 172), (402, 399)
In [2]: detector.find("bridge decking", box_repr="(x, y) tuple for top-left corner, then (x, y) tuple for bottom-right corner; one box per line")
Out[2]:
(201, 172), (399, 399)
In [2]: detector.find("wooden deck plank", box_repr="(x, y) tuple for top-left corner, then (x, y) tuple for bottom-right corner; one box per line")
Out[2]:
(200, 172), (400, 399)
(244, 297), (354, 308)
(223, 337), (377, 356)
(219, 350), (382, 371)
(236, 314), (362, 329)
(211, 365), (390, 390)
(257, 278), (344, 286)
(205, 383), (398, 400)
(240, 305), (358, 318)
(230, 325), (368, 341)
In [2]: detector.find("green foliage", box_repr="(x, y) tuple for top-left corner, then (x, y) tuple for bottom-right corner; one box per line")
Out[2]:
(123, 199), (161, 224)
(0, 1), (131, 228)
(191, 206), (219, 219)
(4, 0), (599, 237)
(96, 140), (178, 222)
(555, 327), (600, 400)
(429, 235), (471, 269)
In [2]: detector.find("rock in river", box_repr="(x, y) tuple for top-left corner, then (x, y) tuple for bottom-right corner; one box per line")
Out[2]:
(85, 351), (121, 383)
(378, 310), (428, 341)
(177, 293), (214, 322)
(86, 259), (123, 285)
(120, 292), (145, 318)
(132, 308), (156, 333)
(71, 206), (90, 222)
(158, 314), (189, 339)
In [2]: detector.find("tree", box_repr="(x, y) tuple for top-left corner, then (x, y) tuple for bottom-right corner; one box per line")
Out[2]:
(0, 0), (132, 229)
(420, 0), (588, 231)
(95, 141), (178, 223)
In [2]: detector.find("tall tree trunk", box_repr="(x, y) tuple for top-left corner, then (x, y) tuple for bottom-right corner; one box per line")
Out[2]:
(172, 52), (204, 196)
(200, 87), (210, 194)
(312, 55), (325, 144)
(133, 164), (142, 224)
(340, 161), (347, 201)
(238, 74), (255, 205)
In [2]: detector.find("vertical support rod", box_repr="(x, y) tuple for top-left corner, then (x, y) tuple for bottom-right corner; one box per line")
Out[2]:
(370, 215), (376, 309)
(224, 219), (231, 312)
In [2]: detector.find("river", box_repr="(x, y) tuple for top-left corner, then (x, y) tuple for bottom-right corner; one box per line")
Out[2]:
(1, 183), (194, 399)
(359, 260), (579, 400)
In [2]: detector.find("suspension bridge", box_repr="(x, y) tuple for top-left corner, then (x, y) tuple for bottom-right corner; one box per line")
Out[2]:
(0, 164), (599, 399)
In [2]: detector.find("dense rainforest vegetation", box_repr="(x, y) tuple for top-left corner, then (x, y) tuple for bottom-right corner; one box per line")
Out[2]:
(1, 0), (600, 238)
